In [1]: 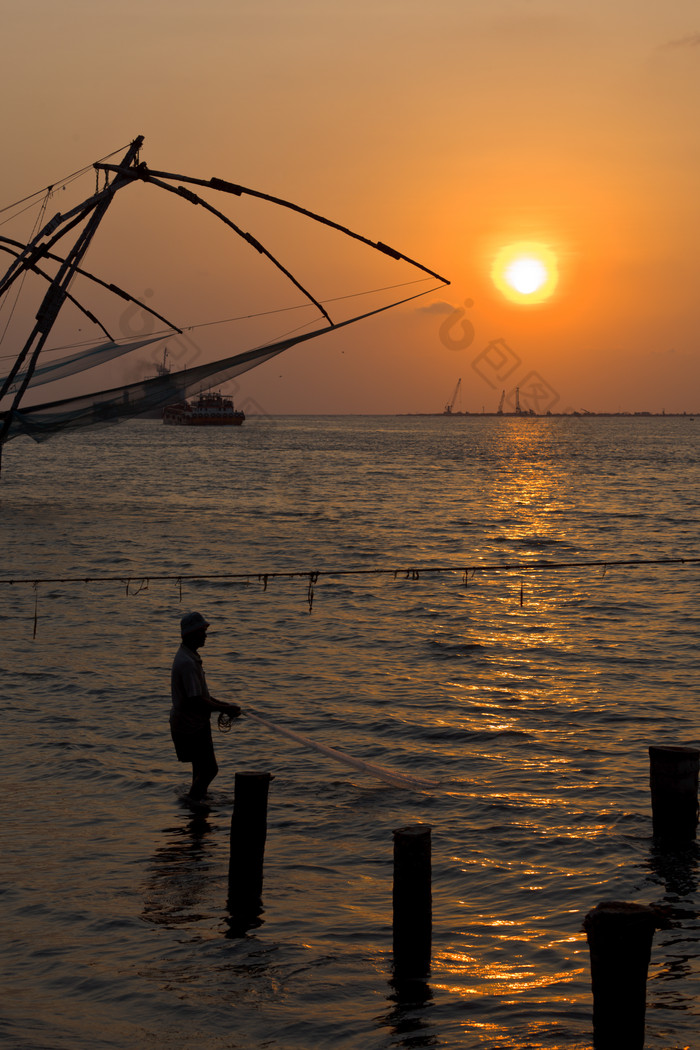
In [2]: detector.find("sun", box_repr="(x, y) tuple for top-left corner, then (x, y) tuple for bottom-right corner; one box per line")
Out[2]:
(492, 242), (559, 304)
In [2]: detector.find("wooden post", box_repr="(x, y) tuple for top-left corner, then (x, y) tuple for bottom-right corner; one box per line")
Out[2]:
(649, 745), (699, 842)
(392, 824), (432, 979)
(227, 771), (272, 921)
(583, 901), (658, 1050)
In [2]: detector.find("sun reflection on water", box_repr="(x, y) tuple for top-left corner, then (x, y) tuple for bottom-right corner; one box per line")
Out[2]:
(432, 947), (583, 998)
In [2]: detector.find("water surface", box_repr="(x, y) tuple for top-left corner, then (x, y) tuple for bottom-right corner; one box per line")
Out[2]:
(1, 415), (698, 1048)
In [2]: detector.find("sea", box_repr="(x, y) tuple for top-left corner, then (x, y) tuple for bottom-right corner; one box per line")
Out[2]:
(0, 413), (698, 1050)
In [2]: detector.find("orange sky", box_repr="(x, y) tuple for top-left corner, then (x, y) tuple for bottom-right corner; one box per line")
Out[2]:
(3, 1), (700, 413)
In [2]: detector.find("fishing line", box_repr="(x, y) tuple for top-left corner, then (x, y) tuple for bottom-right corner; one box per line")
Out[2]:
(0, 143), (133, 218)
(0, 197), (52, 230)
(0, 278), (440, 362)
(0, 193), (53, 349)
(239, 704), (436, 792)
(187, 278), (437, 331)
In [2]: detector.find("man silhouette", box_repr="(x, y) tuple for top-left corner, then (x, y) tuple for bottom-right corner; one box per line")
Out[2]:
(170, 611), (241, 806)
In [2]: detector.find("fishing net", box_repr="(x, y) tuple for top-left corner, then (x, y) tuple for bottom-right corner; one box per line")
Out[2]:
(1, 292), (425, 442)
(8, 335), (166, 390)
(0, 138), (449, 447)
(2, 333), (300, 442)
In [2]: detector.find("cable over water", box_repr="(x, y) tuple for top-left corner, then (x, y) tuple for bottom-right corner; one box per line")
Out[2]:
(2, 552), (699, 589)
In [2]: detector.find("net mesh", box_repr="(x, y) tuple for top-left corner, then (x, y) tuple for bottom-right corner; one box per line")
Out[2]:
(2, 335), (297, 442)
(8, 335), (166, 391)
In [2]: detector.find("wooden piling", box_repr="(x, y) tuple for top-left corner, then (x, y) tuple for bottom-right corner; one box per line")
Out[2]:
(649, 745), (699, 842)
(228, 771), (272, 915)
(392, 824), (432, 978)
(583, 901), (658, 1050)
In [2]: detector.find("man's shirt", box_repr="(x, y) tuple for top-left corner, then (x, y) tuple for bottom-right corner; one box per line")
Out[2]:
(170, 644), (211, 732)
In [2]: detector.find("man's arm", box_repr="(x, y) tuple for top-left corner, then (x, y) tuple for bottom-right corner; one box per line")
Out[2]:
(203, 694), (242, 718)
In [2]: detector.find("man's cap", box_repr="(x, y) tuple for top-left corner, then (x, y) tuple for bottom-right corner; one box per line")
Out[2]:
(180, 611), (210, 636)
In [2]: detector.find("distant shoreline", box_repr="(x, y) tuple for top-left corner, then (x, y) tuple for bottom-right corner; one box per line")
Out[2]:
(409, 411), (697, 418)
(135, 411), (697, 419)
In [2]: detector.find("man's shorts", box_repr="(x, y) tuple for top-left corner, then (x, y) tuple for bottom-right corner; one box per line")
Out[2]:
(170, 723), (215, 765)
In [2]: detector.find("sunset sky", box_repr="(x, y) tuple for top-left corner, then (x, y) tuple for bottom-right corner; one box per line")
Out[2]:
(3, 0), (700, 414)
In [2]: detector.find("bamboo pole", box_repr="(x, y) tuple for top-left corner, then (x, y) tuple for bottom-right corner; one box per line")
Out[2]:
(227, 771), (272, 925)
(584, 901), (658, 1050)
(392, 824), (432, 978)
(649, 745), (699, 842)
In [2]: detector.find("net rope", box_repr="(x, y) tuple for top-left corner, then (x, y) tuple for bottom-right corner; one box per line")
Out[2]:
(2, 553), (698, 591)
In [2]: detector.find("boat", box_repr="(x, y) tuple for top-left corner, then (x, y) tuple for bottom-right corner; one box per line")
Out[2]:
(162, 390), (245, 426)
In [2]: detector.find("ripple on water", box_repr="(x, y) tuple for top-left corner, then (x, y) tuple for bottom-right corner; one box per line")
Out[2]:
(1, 417), (699, 1048)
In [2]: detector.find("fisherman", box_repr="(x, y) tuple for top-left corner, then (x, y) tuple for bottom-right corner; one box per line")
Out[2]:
(170, 611), (241, 806)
